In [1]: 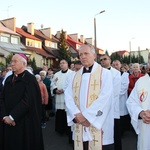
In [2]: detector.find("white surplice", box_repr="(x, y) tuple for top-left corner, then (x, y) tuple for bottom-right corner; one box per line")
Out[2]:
(120, 72), (129, 116)
(64, 62), (114, 145)
(51, 69), (73, 110)
(126, 74), (150, 150)
(110, 67), (121, 119)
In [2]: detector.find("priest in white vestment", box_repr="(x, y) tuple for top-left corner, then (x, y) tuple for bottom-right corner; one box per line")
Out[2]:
(112, 60), (130, 135)
(51, 59), (73, 135)
(65, 44), (114, 150)
(126, 73), (150, 150)
(126, 53), (150, 150)
(100, 54), (122, 150)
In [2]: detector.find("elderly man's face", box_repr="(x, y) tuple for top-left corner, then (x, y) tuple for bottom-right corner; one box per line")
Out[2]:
(79, 45), (96, 68)
(11, 54), (25, 74)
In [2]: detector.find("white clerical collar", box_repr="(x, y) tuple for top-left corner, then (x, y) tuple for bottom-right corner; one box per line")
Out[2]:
(14, 74), (18, 77)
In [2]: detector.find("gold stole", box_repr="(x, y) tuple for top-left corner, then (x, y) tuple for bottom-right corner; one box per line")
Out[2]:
(73, 65), (102, 150)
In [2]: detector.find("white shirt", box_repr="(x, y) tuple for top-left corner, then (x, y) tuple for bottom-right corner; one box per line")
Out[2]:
(119, 72), (129, 116)
(110, 67), (121, 119)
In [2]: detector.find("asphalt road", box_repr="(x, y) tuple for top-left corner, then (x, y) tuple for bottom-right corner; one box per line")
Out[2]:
(42, 117), (137, 150)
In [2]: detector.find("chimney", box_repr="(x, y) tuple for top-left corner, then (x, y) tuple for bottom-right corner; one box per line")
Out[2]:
(56, 31), (60, 39)
(1, 17), (16, 32)
(85, 38), (93, 45)
(80, 35), (85, 43)
(69, 33), (78, 42)
(40, 27), (52, 39)
(27, 22), (34, 35)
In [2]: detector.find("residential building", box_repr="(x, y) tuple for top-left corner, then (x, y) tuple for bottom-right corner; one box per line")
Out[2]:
(0, 17), (104, 69)
(0, 18), (28, 66)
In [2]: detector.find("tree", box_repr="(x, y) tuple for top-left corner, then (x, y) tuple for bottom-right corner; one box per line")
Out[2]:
(6, 53), (13, 66)
(110, 52), (145, 65)
(58, 29), (71, 63)
(30, 57), (37, 70)
(139, 55), (144, 63)
(122, 55), (129, 64)
(105, 49), (109, 55)
(0, 62), (5, 69)
(110, 52), (121, 62)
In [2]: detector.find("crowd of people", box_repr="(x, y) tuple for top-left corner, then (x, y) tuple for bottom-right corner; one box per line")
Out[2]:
(0, 46), (150, 150)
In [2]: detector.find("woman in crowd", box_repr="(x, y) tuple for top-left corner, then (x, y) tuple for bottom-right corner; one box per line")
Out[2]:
(128, 63), (145, 96)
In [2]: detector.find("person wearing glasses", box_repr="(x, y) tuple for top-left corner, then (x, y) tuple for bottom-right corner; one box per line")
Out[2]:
(100, 54), (122, 150)
(65, 44), (114, 150)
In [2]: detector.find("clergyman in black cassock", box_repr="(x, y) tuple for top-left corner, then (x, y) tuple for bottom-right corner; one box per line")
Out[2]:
(0, 54), (44, 150)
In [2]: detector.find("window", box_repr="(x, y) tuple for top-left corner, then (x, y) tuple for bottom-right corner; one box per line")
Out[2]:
(45, 41), (51, 47)
(26, 39), (41, 48)
(35, 41), (39, 48)
(35, 41), (41, 48)
(0, 33), (10, 43)
(26, 39), (34, 47)
(51, 42), (57, 49)
(11, 36), (19, 44)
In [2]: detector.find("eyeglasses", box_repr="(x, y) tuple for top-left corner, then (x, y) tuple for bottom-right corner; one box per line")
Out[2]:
(100, 58), (108, 62)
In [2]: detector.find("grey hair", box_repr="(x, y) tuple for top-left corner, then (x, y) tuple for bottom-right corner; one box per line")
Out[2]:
(79, 44), (96, 54)
(132, 63), (140, 69)
(40, 70), (47, 76)
(35, 74), (41, 80)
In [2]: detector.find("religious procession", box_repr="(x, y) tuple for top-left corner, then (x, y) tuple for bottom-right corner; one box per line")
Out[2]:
(0, 44), (150, 150)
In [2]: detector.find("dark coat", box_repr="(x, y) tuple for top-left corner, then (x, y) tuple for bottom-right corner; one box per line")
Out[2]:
(0, 70), (44, 150)
(0, 76), (4, 95)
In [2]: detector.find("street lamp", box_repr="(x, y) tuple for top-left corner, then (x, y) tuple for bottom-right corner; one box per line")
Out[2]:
(129, 37), (134, 64)
(94, 10), (105, 62)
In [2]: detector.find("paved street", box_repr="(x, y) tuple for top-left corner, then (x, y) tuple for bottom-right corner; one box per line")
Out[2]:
(43, 117), (137, 150)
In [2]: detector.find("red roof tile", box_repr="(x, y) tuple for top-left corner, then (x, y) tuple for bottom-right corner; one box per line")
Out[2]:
(16, 27), (41, 41)
(34, 29), (59, 42)
(66, 35), (104, 54)
(25, 46), (55, 58)
(67, 35), (83, 52)
(34, 29), (50, 40)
